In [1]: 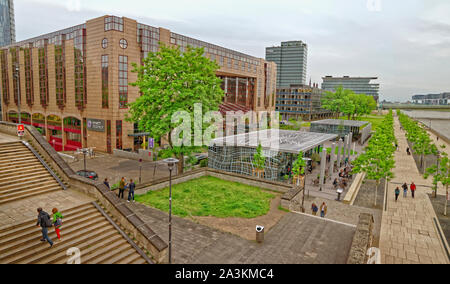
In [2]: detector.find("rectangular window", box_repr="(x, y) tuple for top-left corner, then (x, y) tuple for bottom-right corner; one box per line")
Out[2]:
(119, 55), (128, 109)
(55, 40), (66, 109)
(0, 50), (9, 105)
(38, 46), (49, 107)
(102, 55), (109, 108)
(24, 48), (34, 107)
(116, 120), (123, 150)
(105, 16), (123, 32)
(10, 48), (20, 106)
(74, 29), (86, 110)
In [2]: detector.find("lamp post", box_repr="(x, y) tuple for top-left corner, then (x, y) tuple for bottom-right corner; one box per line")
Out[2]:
(139, 158), (142, 184)
(163, 157), (179, 264)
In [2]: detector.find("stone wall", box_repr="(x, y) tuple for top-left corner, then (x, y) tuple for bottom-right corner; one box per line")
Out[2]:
(347, 213), (374, 264)
(0, 121), (168, 263)
(136, 168), (292, 196)
(113, 148), (154, 162)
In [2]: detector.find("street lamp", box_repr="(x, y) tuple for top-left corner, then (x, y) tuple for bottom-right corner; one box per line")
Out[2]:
(163, 157), (179, 264)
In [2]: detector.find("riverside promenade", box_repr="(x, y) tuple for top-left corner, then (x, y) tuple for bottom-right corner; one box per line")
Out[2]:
(379, 117), (449, 264)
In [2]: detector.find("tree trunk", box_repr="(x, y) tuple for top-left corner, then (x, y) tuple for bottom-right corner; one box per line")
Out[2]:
(177, 153), (184, 175)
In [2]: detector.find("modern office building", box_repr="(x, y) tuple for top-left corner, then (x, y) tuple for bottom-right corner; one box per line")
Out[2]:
(276, 84), (334, 121)
(0, 0), (16, 120)
(412, 93), (449, 105)
(0, 0), (15, 47)
(266, 41), (308, 87)
(321, 76), (380, 102)
(0, 15), (277, 153)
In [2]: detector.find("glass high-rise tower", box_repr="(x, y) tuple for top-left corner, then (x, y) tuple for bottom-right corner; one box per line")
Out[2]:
(0, 0), (15, 47)
(266, 41), (308, 87)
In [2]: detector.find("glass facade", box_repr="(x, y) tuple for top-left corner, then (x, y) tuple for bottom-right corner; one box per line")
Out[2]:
(70, 28), (87, 110)
(0, 49), (9, 105)
(266, 41), (308, 87)
(24, 47), (34, 106)
(118, 55), (128, 108)
(52, 35), (66, 109)
(37, 43), (49, 107)
(10, 47), (19, 106)
(0, 0), (15, 47)
(101, 55), (109, 108)
(321, 76), (380, 102)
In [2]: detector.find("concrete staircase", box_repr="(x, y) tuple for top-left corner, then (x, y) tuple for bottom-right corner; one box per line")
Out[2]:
(0, 202), (151, 264)
(0, 141), (63, 204)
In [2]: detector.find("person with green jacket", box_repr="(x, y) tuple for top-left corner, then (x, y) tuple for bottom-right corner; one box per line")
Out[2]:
(52, 208), (63, 241)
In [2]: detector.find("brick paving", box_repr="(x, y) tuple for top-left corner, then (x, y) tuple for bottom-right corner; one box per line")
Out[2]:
(379, 117), (449, 264)
(128, 202), (356, 264)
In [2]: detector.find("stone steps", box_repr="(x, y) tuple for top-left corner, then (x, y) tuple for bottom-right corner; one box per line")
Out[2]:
(0, 202), (148, 264)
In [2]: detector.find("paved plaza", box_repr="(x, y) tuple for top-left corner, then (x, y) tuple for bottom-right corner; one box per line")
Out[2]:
(128, 202), (356, 264)
(379, 116), (449, 264)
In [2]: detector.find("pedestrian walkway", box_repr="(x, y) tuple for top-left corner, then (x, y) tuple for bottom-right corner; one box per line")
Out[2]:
(379, 117), (449, 264)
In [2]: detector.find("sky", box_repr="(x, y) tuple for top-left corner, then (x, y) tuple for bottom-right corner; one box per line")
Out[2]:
(13, 0), (450, 102)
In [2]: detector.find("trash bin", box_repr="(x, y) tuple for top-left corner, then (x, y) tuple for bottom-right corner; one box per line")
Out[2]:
(256, 226), (264, 243)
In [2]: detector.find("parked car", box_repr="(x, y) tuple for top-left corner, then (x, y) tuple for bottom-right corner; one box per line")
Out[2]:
(76, 170), (99, 181)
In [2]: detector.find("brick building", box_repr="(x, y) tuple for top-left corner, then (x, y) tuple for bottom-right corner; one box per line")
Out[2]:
(0, 15), (277, 152)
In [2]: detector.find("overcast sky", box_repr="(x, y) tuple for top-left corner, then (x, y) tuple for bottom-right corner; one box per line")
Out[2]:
(14, 0), (450, 102)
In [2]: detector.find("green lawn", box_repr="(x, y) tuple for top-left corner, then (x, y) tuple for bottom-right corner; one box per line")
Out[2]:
(340, 114), (386, 130)
(135, 176), (275, 218)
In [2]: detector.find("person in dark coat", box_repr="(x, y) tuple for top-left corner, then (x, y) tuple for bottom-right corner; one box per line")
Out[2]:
(127, 179), (136, 202)
(36, 208), (53, 247)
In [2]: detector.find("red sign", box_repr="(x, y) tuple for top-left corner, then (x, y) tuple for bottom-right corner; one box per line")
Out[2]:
(17, 124), (25, 132)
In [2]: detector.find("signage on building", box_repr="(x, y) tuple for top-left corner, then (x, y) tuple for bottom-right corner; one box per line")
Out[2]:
(148, 138), (154, 149)
(87, 119), (105, 132)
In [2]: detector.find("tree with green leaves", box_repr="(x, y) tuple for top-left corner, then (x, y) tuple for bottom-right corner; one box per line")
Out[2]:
(321, 86), (353, 119)
(253, 144), (266, 178)
(127, 44), (224, 174)
(292, 151), (306, 179)
(353, 111), (396, 206)
(424, 146), (450, 215)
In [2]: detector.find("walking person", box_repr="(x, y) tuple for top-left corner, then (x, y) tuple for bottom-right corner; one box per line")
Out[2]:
(127, 179), (136, 203)
(402, 183), (408, 198)
(52, 208), (63, 242)
(395, 187), (400, 202)
(36, 208), (53, 248)
(320, 202), (328, 218)
(410, 182), (417, 199)
(104, 178), (110, 189)
(311, 203), (318, 216)
(118, 177), (126, 199)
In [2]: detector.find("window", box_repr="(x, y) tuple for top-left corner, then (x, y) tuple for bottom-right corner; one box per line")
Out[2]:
(102, 38), (108, 49)
(105, 16), (123, 32)
(116, 120), (123, 150)
(119, 55), (128, 108)
(38, 46), (49, 107)
(10, 48), (20, 106)
(74, 29), (86, 110)
(0, 50), (10, 105)
(119, 38), (128, 49)
(24, 48), (34, 107)
(102, 55), (109, 108)
(55, 42), (66, 109)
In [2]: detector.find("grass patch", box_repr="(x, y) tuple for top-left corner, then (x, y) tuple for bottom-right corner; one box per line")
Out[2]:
(278, 206), (290, 213)
(135, 176), (275, 218)
(340, 114), (386, 130)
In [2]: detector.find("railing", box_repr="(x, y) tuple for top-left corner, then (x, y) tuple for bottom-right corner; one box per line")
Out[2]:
(21, 140), (68, 191)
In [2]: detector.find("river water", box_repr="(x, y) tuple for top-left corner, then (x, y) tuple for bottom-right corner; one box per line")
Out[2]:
(402, 110), (450, 141)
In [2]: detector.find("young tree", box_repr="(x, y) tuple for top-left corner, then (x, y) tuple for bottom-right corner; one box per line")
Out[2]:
(292, 151), (307, 183)
(127, 44), (224, 174)
(353, 112), (396, 207)
(253, 144), (266, 178)
(424, 146), (450, 215)
(321, 86), (353, 119)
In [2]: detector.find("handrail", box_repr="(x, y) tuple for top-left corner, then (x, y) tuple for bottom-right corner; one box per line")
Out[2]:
(91, 201), (154, 264)
(21, 141), (68, 191)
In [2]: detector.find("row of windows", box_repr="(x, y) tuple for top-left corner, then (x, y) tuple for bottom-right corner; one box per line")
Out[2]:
(105, 16), (124, 32)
